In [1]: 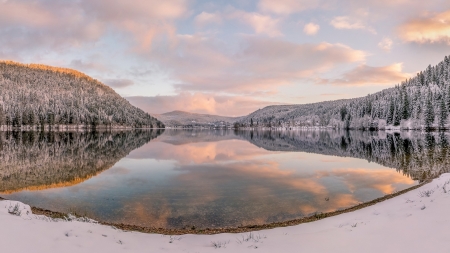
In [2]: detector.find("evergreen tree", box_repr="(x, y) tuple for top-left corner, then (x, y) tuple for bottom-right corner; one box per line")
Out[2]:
(424, 92), (435, 130)
(439, 98), (448, 129)
(393, 101), (401, 126)
(0, 105), (4, 126)
(387, 98), (395, 125)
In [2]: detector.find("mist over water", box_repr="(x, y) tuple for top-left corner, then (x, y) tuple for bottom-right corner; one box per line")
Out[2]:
(1, 129), (446, 229)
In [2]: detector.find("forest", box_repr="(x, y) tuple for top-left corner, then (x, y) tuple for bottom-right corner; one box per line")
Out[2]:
(237, 55), (450, 130)
(0, 61), (164, 130)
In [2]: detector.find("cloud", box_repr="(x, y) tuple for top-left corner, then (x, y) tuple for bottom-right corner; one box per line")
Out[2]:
(378, 38), (393, 52)
(126, 93), (280, 116)
(304, 23), (320, 35)
(149, 35), (366, 95)
(194, 12), (222, 27)
(398, 10), (450, 44)
(103, 79), (134, 88)
(0, 0), (189, 57)
(68, 59), (107, 72)
(330, 16), (376, 34)
(258, 0), (320, 15)
(228, 10), (282, 37)
(320, 93), (342, 96)
(321, 63), (411, 86)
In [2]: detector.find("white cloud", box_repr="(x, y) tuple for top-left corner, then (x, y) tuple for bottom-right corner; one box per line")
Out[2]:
(304, 23), (320, 35)
(228, 10), (282, 37)
(103, 79), (134, 88)
(194, 12), (222, 27)
(378, 38), (393, 52)
(330, 16), (376, 34)
(258, 0), (320, 15)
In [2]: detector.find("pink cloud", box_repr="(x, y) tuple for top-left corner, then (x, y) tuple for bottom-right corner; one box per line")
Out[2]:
(0, 0), (189, 56)
(149, 35), (366, 95)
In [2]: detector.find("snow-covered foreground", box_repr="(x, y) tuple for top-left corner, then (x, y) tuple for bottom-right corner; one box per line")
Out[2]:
(2, 174), (450, 253)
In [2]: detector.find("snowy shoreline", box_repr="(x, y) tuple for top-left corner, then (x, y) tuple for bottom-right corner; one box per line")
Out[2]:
(2, 174), (450, 252)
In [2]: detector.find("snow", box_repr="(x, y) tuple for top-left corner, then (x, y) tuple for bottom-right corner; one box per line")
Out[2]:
(2, 174), (450, 253)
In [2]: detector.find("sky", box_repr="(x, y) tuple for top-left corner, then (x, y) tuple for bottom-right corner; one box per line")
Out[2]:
(1, 0), (450, 117)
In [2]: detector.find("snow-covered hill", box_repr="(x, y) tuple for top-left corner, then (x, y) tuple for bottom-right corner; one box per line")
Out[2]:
(237, 55), (450, 130)
(0, 61), (164, 130)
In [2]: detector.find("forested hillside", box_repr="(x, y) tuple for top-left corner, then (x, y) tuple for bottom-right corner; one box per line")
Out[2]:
(237, 55), (450, 130)
(0, 61), (164, 130)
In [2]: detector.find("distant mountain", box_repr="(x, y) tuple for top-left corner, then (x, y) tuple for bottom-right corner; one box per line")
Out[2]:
(155, 110), (243, 128)
(0, 61), (164, 130)
(237, 55), (450, 130)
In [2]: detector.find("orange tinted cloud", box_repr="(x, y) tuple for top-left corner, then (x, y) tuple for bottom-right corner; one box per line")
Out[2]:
(398, 10), (450, 44)
(321, 63), (411, 86)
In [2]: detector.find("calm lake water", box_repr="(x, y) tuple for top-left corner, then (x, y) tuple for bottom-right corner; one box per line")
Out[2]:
(1, 129), (447, 229)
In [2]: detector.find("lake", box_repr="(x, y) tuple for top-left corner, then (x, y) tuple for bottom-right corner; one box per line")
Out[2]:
(1, 129), (446, 229)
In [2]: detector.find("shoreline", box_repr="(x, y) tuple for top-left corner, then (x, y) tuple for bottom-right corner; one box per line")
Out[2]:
(1, 178), (431, 235)
(1, 174), (449, 252)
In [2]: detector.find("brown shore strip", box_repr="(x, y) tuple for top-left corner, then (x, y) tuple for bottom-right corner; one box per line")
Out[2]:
(1, 179), (431, 235)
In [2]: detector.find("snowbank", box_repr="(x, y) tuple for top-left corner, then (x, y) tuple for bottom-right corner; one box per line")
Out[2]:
(2, 174), (450, 253)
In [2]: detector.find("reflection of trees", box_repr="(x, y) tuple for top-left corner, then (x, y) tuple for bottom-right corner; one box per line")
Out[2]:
(0, 129), (164, 193)
(237, 130), (450, 182)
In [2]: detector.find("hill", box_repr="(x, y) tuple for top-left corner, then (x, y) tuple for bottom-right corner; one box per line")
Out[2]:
(155, 110), (242, 128)
(0, 61), (164, 130)
(237, 55), (450, 130)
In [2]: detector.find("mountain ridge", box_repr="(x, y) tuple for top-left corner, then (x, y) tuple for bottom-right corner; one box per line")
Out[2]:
(154, 110), (243, 128)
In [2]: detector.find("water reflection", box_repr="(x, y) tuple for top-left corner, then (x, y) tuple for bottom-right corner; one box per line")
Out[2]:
(1, 129), (446, 229)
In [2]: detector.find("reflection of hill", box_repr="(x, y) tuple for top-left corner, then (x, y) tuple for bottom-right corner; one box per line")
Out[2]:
(0, 130), (164, 193)
(157, 129), (242, 145)
(236, 130), (450, 181)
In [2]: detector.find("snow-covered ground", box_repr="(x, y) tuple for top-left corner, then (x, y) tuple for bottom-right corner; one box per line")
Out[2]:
(2, 174), (450, 253)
